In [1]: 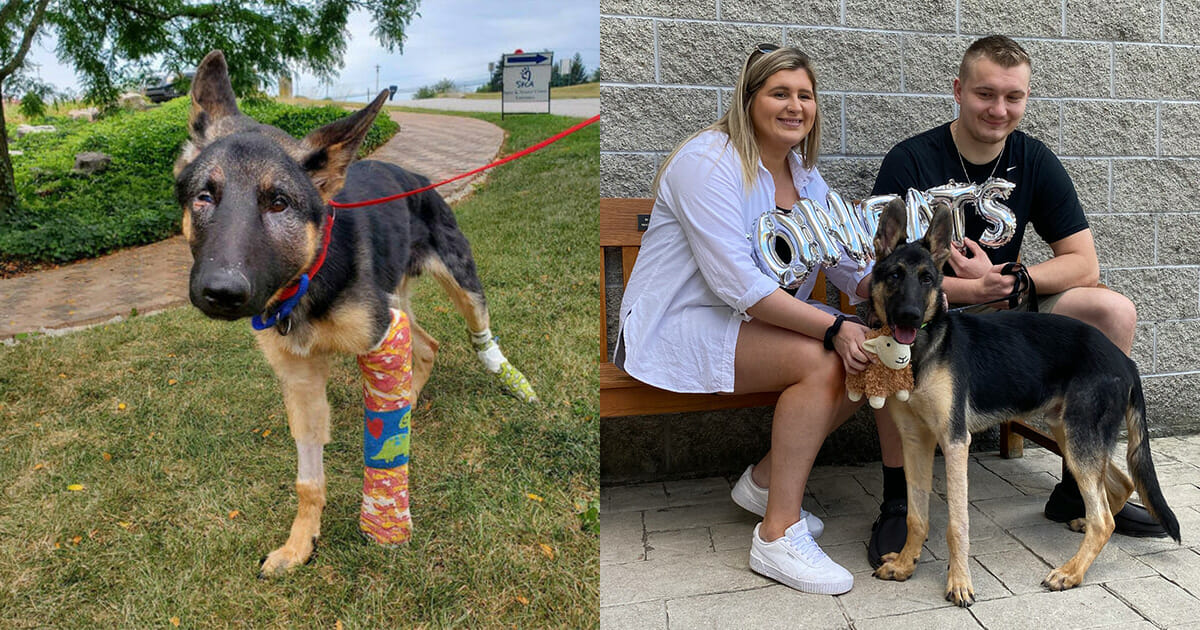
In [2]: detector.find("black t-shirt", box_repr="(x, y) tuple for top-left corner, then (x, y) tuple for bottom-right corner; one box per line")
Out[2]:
(871, 123), (1088, 265)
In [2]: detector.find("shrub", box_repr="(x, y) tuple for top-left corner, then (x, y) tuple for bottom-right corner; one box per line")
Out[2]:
(1, 99), (399, 263)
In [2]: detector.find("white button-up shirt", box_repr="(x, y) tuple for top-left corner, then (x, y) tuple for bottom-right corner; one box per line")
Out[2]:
(617, 130), (872, 393)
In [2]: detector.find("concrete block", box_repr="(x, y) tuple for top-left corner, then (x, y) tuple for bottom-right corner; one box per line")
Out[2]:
(1152, 435), (1200, 463)
(845, 95), (955, 155)
(1164, 0), (1200, 44)
(1005, 471), (1060, 496)
(1000, 522), (1157, 582)
(643, 500), (756, 532)
(1161, 483), (1200, 508)
(805, 473), (879, 517)
(1137, 548), (1200, 596)
(723, 0), (841, 25)
(902, 34), (974, 95)
(922, 501), (1022, 561)
(1104, 492), (1200, 555)
(601, 85), (718, 152)
(600, 600), (667, 630)
(1062, 101), (1157, 157)
(1133, 321), (1155, 373)
(1161, 104), (1200, 157)
(844, 0), (956, 32)
(960, 1), (1062, 38)
(666, 584), (848, 629)
(600, 0), (716, 19)
(1088, 213), (1156, 268)
(601, 510), (648, 565)
(974, 546), (1054, 595)
(1158, 213), (1200, 265)
(853, 606), (985, 630)
(1060, 157), (1109, 213)
(645, 526), (713, 560)
(1115, 44), (1200, 100)
(657, 21), (781, 87)
(1022, 39), (1111, 99)
(784, 28), (903, 93)
(974, 448), (1063, 477)
(1106, 267), (1199, 321)
(837, 557), (1007, 620)
(1112, 159), (1200, 213)
(972, 494), (1057, 529)
(818, 92), (842, 157)
(599, 548), (763, 606)
(663, 476), (732, 508)
(1155, 320), (1200, 374)
(818, 157), (883, 200)
(1145, 374), (1200, 437)
(1064, 0), (1160, 42)
(1019, 233), (1053, 266)
(600, 18), (655, 85)
(970, 584), (1144, 629)
(1105, 575), (1200, 627)
(601, 152), (658, 199)
(1017, 99), (1060, 152)
(931, 460), (1025, 502)
(606, 482), (668, 513)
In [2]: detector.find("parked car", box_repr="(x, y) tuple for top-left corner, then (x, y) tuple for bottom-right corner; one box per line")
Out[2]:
(144, 71), (194, 103)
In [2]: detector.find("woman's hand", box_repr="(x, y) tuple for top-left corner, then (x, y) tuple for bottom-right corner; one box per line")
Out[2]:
(833, 320), (872, 375)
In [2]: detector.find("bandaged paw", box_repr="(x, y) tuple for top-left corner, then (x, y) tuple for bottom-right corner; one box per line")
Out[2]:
(360, 464), (412, 545)
(471, 330), (539, 403)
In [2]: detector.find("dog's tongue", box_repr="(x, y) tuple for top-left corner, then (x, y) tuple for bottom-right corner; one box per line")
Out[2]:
(893, 325), (917, 345)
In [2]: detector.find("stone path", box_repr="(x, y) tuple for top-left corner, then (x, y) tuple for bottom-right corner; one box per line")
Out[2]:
(601, 437), (1200, 629)
(0, 111), (503, 340)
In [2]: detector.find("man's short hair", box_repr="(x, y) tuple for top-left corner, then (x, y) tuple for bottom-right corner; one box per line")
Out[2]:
(958, 35), (1031, 81)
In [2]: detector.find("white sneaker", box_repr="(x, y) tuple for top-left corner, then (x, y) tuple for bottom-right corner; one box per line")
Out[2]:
(731, 465), (824, 538)
(749, 520), (853, 595)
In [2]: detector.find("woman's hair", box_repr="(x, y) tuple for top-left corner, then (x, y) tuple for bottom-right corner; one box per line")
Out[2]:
(653, 45), (821, 193)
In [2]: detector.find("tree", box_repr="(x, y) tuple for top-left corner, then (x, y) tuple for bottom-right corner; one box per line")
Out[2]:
(568, 52), (586, 86)
(0, 0), (421, 218)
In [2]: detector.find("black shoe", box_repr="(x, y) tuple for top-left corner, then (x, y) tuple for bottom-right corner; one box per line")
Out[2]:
(868, 498), (908, 569)
(1044, 481), (1169, 538)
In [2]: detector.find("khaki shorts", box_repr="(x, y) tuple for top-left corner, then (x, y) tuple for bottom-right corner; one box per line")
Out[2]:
(951, 290), (1067, 315)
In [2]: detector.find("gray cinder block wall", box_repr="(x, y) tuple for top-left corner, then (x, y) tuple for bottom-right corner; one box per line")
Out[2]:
(600, 0), (1200, 482)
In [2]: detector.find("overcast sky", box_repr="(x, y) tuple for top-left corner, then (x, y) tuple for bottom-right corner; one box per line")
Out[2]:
(25, 0), (599, 101)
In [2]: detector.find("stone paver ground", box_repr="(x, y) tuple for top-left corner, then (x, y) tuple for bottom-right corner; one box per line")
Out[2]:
(601, 436), (1200, 629)
(0, 111), (503, 340)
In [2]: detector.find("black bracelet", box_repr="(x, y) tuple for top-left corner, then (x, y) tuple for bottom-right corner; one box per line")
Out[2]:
(823, 314), (845, 351)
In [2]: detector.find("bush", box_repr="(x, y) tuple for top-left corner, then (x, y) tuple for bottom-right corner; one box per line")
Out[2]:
(1, 99), (399, 263)
(18, 91), (47, 120)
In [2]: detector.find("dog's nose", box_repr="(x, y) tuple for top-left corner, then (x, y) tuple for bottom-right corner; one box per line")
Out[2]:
(200, 270), (251, 311)
(895, 306), (923, 328)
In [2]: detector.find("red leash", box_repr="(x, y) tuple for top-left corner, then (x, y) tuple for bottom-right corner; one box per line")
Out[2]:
(329, 114), (600, 209)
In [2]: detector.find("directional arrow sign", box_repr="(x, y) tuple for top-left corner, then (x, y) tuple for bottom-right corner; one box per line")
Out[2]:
(506, 53), (550, 65)
(502, 51), (553, 114)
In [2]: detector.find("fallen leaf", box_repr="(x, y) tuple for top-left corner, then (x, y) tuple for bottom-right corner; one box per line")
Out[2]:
(228, 510), (240, 519)
(170, 617), (180, 627)
(102, 452), (112, 462)
(526, 493), (544, 503)
(33, 463), (45, 471)
(58, 373), (67, 378)
(167, 353), (177, 358)
(335, 621), (344, 630)
(117, 403), (127, 411)
(71, 536), (81, 545)
(538, 543), (554, 559)
(168, 379), (178, 385)
(67, 484), (84, 491)
(515, 595), (530, 605)
(54, 542), (60, 549)
(147, 432), (155, 439)
(262, 429), (271, 437)
(252, 428), (260, 434)
(118, 522), (132, 529)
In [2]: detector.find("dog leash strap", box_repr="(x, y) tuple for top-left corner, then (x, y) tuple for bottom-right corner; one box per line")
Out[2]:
(946, 262), (1038, 313)
(328, 115), (600, 209)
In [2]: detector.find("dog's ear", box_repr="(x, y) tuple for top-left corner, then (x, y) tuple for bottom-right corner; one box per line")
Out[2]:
(175, 50), (243, 175)
(873, 197), (908, 260)
(922, 205), (954, 268)
(299, 90), (391, 201)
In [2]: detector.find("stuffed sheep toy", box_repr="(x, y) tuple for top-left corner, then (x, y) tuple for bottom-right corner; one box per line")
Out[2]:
(845, 326), (913, 409)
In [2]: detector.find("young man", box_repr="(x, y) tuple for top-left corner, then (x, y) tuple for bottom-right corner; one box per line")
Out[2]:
(867, 34), (1166, 566)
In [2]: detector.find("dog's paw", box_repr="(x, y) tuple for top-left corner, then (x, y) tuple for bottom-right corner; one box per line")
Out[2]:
(1067, 517), (1087, 533)
(873, 553), (915, 581)
(1042, 567), (1082, 591)
(945, 580), (976, 607)
(257, 536), (318, 578)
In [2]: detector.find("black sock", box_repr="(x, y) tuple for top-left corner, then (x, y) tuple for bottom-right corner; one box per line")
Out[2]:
(882, 465), (906, 503)
(1059, 462), (1082, 498)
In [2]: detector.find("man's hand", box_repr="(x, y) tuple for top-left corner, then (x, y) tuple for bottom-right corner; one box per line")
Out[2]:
(834, 321), (872, 374)
(948, 238), (1015, 306)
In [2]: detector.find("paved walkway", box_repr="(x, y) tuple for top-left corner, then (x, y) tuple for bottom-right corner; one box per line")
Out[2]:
(398, 96), (599, 118)
(601, 437), (1200, 629)
(0, 111), (504, 340)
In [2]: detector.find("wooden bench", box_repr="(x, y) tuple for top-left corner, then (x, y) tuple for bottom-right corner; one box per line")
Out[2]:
(599, 197), (1059, 459)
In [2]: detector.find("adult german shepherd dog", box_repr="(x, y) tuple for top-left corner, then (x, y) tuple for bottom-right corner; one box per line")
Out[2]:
(868, 199), (1179, 606)
(174, 51), (534, 575)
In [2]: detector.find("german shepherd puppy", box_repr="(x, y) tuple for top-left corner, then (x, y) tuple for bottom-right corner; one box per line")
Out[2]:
(868, 199), (1180, 606)
(174, 51), (533, 575)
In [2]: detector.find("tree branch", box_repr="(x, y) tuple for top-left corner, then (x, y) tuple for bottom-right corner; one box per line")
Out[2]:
(0, 0), (52, 80)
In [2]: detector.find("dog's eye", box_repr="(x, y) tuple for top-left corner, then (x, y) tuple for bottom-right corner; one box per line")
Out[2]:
(194, 191), (214, 209)
(889, 270), (902, 281)
(268, 196), (289, 213)
(919, 272), (934, 285)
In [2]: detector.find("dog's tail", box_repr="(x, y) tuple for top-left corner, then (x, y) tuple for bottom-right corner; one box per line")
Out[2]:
(1126, 380), (1181, 543)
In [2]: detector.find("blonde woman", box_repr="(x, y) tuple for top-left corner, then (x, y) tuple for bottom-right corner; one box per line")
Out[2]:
(615, 45), (906, 595)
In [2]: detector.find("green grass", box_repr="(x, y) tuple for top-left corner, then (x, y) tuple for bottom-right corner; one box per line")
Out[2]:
(0, 111), (598, 627)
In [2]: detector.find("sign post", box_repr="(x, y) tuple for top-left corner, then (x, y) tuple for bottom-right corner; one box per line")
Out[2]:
(502, 51), (553, 118)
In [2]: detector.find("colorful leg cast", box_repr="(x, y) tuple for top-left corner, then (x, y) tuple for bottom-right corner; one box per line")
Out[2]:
(470, 328), (539, 403)
(358, 308), (415, 545)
